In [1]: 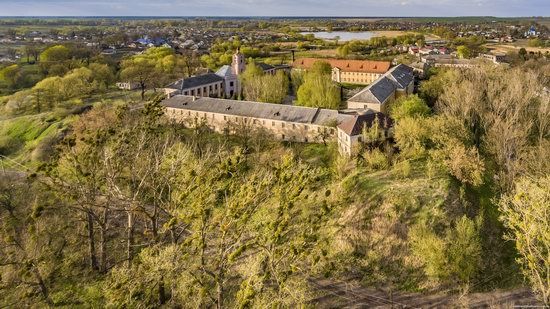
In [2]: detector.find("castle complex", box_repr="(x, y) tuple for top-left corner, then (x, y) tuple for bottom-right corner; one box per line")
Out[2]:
(161, 53), (414, 156)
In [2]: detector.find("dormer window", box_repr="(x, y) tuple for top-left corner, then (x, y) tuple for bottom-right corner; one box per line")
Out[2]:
(274, 112), (280, 116)
(226, 106), (231, 110)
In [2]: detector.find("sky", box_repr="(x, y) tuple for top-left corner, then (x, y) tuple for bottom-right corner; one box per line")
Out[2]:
(0, 0), (548, 17)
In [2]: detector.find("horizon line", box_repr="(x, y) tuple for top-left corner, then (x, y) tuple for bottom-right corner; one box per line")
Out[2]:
(0, 15), (549, 19)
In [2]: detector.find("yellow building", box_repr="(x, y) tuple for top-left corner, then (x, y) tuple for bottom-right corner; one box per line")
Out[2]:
(292, 58), (391, 85)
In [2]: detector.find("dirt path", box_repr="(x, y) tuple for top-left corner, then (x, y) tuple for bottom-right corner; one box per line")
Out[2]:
(309, 278), (543, 308)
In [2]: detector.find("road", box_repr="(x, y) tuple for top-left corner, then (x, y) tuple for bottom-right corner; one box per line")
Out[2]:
(309, 278), (543, 308)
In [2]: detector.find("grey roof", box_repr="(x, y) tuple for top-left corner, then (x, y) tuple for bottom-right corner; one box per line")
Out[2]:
(348, 77), (396, 104)
(166, 73), (223, 91)
(257, 63), (275, 71)
(215, 65), (233, 78)
(386, 64), (414, 89)
(348, 64), (414, 104)
(162, 95), (352, 126)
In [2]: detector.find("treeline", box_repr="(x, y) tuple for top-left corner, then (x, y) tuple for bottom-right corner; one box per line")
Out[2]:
(1, 45), (202, 116)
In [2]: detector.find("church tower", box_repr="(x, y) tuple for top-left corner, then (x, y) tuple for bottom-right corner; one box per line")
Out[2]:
(232, 48), (246, 75)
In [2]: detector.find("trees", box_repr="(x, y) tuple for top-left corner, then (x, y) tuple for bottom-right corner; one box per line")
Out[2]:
(0, 176), (71, 307)
(241, 62), (289, 103)
(39, 45), (71, 63)
(120, 57), (156, 100)
(24, 44), (41, 63)
(436, 65), (543, 189)
(457, 45), (472, 59)
(89, 63), (115, 89)
(0, 64), (22, 89)
(296, 61), (340, 109)
(499, 176), (550, 304)
(120, 47), (187, 99)
(519, 48), (528, 60)
(389, 94), (431, 121)
(410, 215), (482, 286)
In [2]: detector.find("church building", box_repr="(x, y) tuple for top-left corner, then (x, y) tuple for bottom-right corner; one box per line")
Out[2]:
(163, 49), (279, 99)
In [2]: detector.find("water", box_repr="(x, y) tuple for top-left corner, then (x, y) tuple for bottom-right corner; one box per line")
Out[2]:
(300, 31), (377, 41)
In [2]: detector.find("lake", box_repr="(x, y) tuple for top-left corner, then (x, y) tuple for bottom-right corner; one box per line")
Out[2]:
(300, 31), (378, 41)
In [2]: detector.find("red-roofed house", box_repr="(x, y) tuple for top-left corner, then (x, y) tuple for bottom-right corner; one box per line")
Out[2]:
(292, 58), (391, 85)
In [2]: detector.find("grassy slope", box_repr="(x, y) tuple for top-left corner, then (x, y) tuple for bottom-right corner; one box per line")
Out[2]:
(0, 89), (145, 168)
(321, 158), (459, 291)
(0, 112), (75, 167)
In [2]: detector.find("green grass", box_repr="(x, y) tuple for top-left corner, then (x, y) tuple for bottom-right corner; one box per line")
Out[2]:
(0, 88), (146, 168)
(322, 158), (456, 290)
(0, 112), (75, 166)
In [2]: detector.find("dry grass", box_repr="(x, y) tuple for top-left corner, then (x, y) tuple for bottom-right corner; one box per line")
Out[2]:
(486, 42), (550, 54)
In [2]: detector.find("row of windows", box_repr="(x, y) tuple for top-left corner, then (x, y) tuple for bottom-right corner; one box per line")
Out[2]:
(341, 78), (371, 83)
(182, 83), (223, 96)
(171, 109), (336, 134)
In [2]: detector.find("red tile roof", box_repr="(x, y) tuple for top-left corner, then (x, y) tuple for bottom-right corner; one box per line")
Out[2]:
(292, 58), (391, 74)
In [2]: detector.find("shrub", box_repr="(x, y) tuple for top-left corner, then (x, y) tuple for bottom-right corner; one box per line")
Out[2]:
(363, 148), (389, 171)
(392, 159), (411, 179)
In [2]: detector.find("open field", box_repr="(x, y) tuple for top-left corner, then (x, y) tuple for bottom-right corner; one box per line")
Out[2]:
(486, 42), (550, 54)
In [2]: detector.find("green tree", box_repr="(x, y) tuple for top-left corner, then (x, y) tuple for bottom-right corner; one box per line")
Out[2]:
(39, 45), (71, 63)
(120, 57), (156, 99)
(410, 215), (482, 285)
(241, 62), (289, 103)
(89, 63), (115, 89)
(296, 62), (340, 109)
(500, 176), (550, 304)
(0, 64), (22, 89)
(390, 94), (431, 121)
(457, 45), (471, 59)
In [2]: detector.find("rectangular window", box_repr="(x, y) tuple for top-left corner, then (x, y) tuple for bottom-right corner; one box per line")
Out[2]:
(224, 116), (227, 121)
(272, 121), (275, 126)
(230, 81), (234, 87)
(282, 134), (285, 140)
